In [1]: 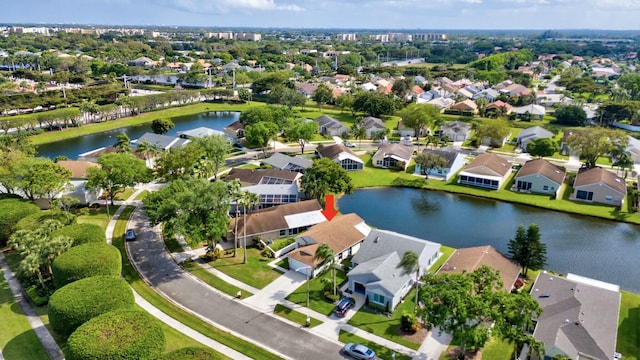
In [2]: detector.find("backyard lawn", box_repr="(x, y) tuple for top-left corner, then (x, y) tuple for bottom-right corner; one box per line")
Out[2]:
(286, 269), (348, 316)
(75, 207), (111, 230)
(348, 154), (417, 188)
(208, 247), (282, 289)
(617, 290), (640, 360)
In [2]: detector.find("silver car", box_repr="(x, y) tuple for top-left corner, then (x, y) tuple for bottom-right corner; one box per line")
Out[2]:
(341, 343), (376, 360)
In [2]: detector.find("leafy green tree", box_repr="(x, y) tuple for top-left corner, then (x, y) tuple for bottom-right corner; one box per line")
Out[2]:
(617, 73), (640, 100)
(565, 128), (627, 168)
(336, 93), (355, 115)
(610, 142), (634, 178)
(398, 251), (421, 312)
(507, 224), (547, 275)
(245, 121), (279, 158)
(397, 104), (442, 142)
(268, 85), (307, 110)
(415, 152), (447, 179)
(143, 178), (232, 249)
(284, 119), (317, 154)
(526, 138), (559, 158)
(492, 292), (543, 360)
(188, 135), (231, 180)
(154, 146), (201, 182)
(353, 91), (399, 117)
(475, 122), (511, 147)
(475, 97), (488, 117)
(113, 132), (131, 153)
(151, 118), (175, 134)
(135, 140), (160, 168)
(314, 243), (337, 296)
(86, 152), (151, 206)
(53, 195), (80, 224)
(553, 105), (587, 126)
(391, 78), (413, 99)
(12, 157), (71, 205)
(312, 84), (333, 110)
(240, 106), (291, 128)
(301, 158), (353, 201)
(251, 71), (291, 94)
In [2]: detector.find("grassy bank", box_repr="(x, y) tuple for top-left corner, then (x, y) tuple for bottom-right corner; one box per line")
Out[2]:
(618, 290), (640, 360)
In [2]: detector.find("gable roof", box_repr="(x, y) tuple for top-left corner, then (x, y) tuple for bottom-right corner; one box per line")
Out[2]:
(352, 229), (440, 266)
(348, 252), (411, 297)
(531, 274), (620, 360)
(374, 143), (413, 162)
(316, 144), (362, 163)
(225, 168), (301, 186)
(440, 121), (471, 136)
(512, 104), (546, 116)
(56, 160), (101, 179)
(517, 126), (554, 141)
(177, 127), (228, 139)
(516, 159), (566, 185)
(295, 82), (319, 96)
(315, 115), (348, 130)
(462, 153), (511, 177)
(486, 100), (513, 112)
(574, 167), (626, 195)
(231, 199), (324, 237)
(451, 99), (478, 111)
(361, 116), (386, 130)
(262, 152), (313, 171)
(421, 148), (463, 168)
(436, 245), (520, 292)
(135, 133), (190, 151)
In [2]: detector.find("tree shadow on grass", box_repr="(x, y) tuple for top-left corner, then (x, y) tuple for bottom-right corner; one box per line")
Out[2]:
(3, 329), (50, 360)
(617, 306), (640, 357)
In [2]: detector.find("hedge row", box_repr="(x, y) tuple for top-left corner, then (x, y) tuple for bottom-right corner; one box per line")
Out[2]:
(15, 211), (69, 231)
(52, 243), (121, 289)
(161, 347), (228, 360)
(48, 276), (134, 338)
(0, 198), (40, 246)
(51, 223), (106, 246)
(66, 308), (165, 360)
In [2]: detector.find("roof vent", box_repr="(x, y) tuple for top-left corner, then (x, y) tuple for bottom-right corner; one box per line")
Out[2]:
(374, 237), (379, 243)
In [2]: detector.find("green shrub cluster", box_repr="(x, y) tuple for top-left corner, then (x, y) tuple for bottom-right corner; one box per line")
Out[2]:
(51, 223), (106, 246)
(65, 308), (165, 360)
(161, 347), (227, 360)
(15, 211), (69, 231)
(52, 243), (121, 289)
(49, 276), (134, 338)
(0, 199), (40, 246)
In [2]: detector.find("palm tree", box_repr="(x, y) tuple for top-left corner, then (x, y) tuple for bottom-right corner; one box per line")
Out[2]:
(114, 132), (132, 153)
(397, 251), (421, 312)
(136, 140), (154, 167)
(228, 180), (242, 257)
(313, 243), (337, 296)
(351, 118), (367, 150)
(239, 191), (259, 264)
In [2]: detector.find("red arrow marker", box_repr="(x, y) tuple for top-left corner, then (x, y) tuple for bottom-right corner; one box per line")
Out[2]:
(321, 194), (338, 221)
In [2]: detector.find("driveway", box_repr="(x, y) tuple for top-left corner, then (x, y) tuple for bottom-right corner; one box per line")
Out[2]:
(126, 206), (344, 360)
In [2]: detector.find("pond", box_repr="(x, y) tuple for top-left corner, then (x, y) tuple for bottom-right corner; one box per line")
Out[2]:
(36, 111), (240, 159)
(338, 187), (640, 292)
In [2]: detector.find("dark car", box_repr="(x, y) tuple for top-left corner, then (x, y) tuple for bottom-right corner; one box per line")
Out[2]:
(341, 343), (376, 360)
(334, 296), (356, 317)
(125, 229), (136, 241)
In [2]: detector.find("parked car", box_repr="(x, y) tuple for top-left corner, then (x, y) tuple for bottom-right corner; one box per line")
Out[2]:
(341, 343), (376, 360)
(344, 142), (356, 148)
(334, 296), (356, 317)
(125, 229), (137, 241)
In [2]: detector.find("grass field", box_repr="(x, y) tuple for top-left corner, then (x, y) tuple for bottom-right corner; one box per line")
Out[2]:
(181, 260), (253, 299)
(286, 269), (348, 316)
(208, 247), (282, 289)
(618, 290), (640, 360)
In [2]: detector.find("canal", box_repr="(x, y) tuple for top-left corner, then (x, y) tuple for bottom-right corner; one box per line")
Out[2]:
(338, 187), (640, 292)
(36, 111), (240, 159)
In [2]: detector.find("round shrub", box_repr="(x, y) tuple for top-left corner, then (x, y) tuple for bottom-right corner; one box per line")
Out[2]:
(162, 347), (227, 360)
(52, 243), (121, 289)
(15, 211), (69, 231)
(0, 199), (40, 246)
(66, 308), (165, 360)
(48, 276), (134, 338)
(51, 223), (106, 246)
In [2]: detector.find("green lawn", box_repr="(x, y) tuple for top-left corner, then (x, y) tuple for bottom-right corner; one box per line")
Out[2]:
(112, 206), (281, 360)
(286, 269), (348, 316)
(273, 304), (322, 328)
(0, 268), (50, 360)
(134, 190), (149, 201)
(181, 260), (253, 299)
(481, 337), (513, 360)
(338, 330), (412, 360)
(114, 188), (136, 201)
(348, 154), (417, 188)
(208, 248), (282, 289)
(618, 290), (640, 360)
(75, 207), (111, 230)
(430, 246), (456, 272)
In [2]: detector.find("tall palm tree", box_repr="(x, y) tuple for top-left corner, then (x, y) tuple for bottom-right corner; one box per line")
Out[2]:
(239, 191), (259, 264)
(398, 251), (421, 312)
(114, 132), (132, 153)
(136, 140), (154, 167)
(227, 180), (242, 257)
(313, 243), (337, 296)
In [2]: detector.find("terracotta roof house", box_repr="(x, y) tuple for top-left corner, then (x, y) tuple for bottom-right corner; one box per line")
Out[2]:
(500, 83), (531, 97)
(415, 148), (466, 181)
(512, 104), (546, 120)
(450, 99), (478, 114)
(458, 153), (511, 190)
(55, 160), (102, 205)
(134, 133), (190, 151)
(513, 159), (565, 197)
(227, 199), (325, 247)
(529, 273), (620, 360)
(295, 82), (319, 98)
(224, 120), (245, 141)
(262, 153), (312, 173)
(348, 229), (441, 311)
(485, 100), (513, 115)
(571, 167), (626, 206)
(361, 116), (387, 138)
(316, 144), (363, 171)
(439, 121), (472, 142)
(371, 144), (413, 170)
(287, 214), (371, 277)
(314, 115), (349, 137)
(516, 126), (554, 150)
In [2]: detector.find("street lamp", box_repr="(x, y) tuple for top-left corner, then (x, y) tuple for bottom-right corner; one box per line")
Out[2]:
(296, 265), (312, 308)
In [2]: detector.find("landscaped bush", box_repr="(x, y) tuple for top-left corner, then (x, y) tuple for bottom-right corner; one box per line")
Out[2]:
(49, 276), (134, 338)
(400, 311), (420, 333)
(52, 243), (121, 289)
(65, 308), (165, 360)
(161, 347), (227, 360)
(268, 237), (296, 252)
(15, 211), (69, 231)
(51, 223), (106, 246)
(0, 198), (40, 246)
(25, 285), (50, 306)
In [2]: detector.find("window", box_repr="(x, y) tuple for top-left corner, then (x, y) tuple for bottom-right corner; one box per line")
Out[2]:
(372, 293), (385, 305)
(376, 160), (383, 166)
(279, 230), (286, 237)
(543, 185), (549, 191)
(576, 190), (593, 201)
(605, 195), (613, 201)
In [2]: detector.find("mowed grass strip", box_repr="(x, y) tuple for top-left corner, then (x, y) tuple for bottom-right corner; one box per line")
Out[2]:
(181, 260), (252, 299)
(273, 304), (322, 328)
(617, 290), (640, 360)
(208, 247), (282, 289)
(338, 330), (413, 360)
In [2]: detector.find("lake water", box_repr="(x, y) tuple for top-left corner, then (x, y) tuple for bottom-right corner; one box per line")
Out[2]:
(36, 111), (240, 159)
(338, 187), (640, 292)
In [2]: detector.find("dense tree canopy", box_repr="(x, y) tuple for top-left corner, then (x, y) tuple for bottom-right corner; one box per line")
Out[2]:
(553, 105), (587, 126)
(526, 138), (559, 158)
(300, 158), (353, 201)
(507, 224), (547, 275)
(151, 118), (175, 134)
(565, 127), (627, 168)
(86, 152), (152, 205)
(397, 104), (442, 141)
(245, 121), (278, 158)
(353, 91), (399, 118)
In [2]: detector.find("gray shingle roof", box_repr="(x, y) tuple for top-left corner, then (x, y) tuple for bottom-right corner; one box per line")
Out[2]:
(352, 229), (438, 266)
(136, 133), (190, 150)
(421, 148), (461, 168)
(262, 152), (312, 171)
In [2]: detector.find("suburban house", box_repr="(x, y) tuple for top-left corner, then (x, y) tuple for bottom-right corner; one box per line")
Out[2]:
(512, 104), (546, 120)
(439, 121), (472, 142)
(498, 83), (531, 97)
(316, 144), (364, 171)
(360, 116), (387, 138)
(516, 126), (555, 151)
(529, 273), (620, 360)
(262, 152), (312, 173)
(472, 88), (499, 102)
(513, 159), (566, 197)
(485, 100), (513, 116)
(177, 127), (234, 143)
(458, 153), (512, 190)
(227, 199), (326, 247)
(55, 160), (102, 205)
(450, 99), (478, 114)
(371, 143), (413, 170)
(224, 120), (245, 142)
(134, 133), (190, 151)
(560, 129), (583, 156)
(295, 82), (319, 98)
(224, 168), (303, 209)
(415, 148), (466, 181)
(347, 229), (441, 311)
(397, 120), (419, 138)
(571, 167), (626, 206)
(127, 56), (154, 67)
(437, 245), (521, 292)
(287, 214), (371, 278)
(315, 115), (349, 136)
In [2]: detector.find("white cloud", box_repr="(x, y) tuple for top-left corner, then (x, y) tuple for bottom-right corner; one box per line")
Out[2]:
(160, 0), (304, 14)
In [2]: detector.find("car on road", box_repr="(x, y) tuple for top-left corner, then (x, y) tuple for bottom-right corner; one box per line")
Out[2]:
(125, 229), (137, 241)
(334, 296), (356, 317)
(341, 343), (376, 360)
(344, 142), (356, 148)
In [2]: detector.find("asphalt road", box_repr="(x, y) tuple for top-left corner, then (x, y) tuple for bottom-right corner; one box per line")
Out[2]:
(126, 207), (344, 360)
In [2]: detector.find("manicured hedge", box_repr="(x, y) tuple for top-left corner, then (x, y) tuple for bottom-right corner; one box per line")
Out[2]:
(48, 276), (134, 338)
(161, 347), (227, 360)
(52, 243), (122, 289)
(0, 198), (40, 246)
(65, 308), (165, 360)
(15, 211), (68, 231)
(51, 223), (106, 246)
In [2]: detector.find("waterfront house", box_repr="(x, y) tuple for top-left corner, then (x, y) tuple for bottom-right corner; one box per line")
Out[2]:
(224, 168), (303, 209)
(315, 144), (363, 171)
(571, 167), (626, 207)
(513, 159), (565, 197)
(371, 143), (413, 170)
(458, 153), (511, 190)
(415, 148), (465, 181)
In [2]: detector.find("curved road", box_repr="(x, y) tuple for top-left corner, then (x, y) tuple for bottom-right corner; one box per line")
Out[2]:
(125, 206), (344, 360)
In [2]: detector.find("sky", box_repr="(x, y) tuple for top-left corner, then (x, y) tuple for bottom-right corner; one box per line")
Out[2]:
(2, 0), (640, 30)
